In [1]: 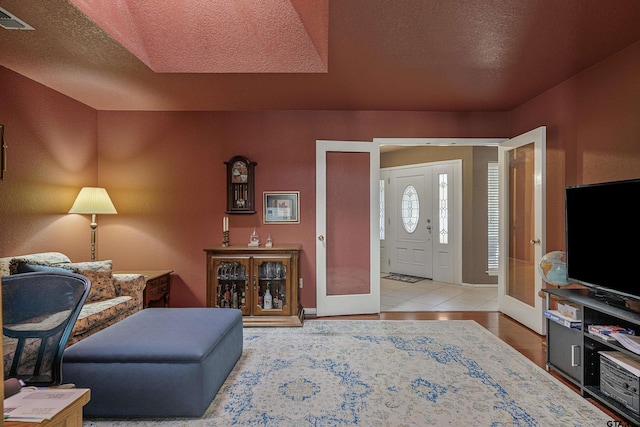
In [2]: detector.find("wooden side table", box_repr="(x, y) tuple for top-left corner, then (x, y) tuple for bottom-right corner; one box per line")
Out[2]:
(4, 389), (90, 427)
(115, 270), (173, 308)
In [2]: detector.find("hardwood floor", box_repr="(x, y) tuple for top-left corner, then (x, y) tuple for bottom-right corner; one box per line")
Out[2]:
(312, 311), (628, 425)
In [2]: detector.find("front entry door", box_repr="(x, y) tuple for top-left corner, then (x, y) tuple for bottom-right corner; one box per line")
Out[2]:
(388, 166), (433, 278)
(316, 140), (380, 317)
(498, 126), (546, 335)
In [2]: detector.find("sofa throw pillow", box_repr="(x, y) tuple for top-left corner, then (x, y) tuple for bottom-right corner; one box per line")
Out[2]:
(56, 260), (116, 303)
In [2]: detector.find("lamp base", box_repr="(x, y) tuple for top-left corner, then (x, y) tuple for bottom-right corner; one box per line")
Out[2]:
(90, 217), (97, 261)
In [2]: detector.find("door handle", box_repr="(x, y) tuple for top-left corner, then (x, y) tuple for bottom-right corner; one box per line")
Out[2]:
(530, 239), (541, 245)
(571, 345), (581, 367)
(318, 235), (324, 241)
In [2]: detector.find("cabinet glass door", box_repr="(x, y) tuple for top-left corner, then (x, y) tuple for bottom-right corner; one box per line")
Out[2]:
(254, 258), (289, 315)
(213, 259), (250, 316)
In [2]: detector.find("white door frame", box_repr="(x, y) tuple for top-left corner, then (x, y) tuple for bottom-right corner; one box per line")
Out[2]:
(380, 169), (390, 274)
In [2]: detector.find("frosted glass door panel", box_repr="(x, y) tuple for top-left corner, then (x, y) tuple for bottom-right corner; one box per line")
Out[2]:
(507, 143), (535, 306)
(326, 151), (371, 296)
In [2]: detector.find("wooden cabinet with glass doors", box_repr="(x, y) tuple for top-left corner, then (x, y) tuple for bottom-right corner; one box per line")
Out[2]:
(204, 245), (303, 327)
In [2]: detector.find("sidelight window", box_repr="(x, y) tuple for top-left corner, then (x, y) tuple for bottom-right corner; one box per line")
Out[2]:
(379, 179), (385, 240)
(438, 173), (448, 244)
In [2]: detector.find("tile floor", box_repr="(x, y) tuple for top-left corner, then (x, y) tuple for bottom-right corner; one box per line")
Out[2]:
(380, 274), (499, 311)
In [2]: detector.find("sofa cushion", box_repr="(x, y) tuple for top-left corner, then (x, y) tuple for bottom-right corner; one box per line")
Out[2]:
(55, 260), (116, 303)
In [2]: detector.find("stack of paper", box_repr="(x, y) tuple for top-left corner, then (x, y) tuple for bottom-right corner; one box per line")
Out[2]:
(588, 325), (635, 342)
(611, 333), (640, 355)
(4, 388), (87, 422)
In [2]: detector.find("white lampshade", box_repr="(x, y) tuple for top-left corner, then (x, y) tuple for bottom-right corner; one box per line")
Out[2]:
(69, 187), (117, 214)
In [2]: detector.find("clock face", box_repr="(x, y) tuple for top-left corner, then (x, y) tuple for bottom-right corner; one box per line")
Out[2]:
(232, 160), (248, 183)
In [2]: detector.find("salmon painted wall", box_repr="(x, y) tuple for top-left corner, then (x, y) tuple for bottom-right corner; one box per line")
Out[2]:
(0, 66), (98, 261)
(95, 111), (509, 308)
(4, 38), (640, 310)
(510, 40), (640, 254)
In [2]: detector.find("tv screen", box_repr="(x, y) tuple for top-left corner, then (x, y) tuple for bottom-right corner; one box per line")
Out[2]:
(565, 178), (640, 302)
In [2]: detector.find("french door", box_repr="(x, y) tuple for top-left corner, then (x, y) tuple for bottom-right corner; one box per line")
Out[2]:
(498, 126), (546, 335)
(315, 140), (380, 317)
(315, 132), (545, 329)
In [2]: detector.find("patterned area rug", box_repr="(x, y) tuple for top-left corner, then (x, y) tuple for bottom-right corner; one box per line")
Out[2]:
(84, 320), (613, 426)
(383, 273), (428, 283)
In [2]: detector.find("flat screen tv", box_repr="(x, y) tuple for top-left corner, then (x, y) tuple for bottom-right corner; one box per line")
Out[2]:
(565, 178), (640, 307)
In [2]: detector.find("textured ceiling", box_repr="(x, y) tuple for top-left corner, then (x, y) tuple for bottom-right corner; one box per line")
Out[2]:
(1, 0), (640, 112)
(68, 0), (328, 73)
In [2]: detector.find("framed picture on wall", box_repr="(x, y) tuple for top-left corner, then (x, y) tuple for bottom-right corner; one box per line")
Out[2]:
(263, 191), (300, 224)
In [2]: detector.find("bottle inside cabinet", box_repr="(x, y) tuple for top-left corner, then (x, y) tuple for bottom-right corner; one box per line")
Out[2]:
(215, 261), (247, 310)
(263, 283), (273, 309)
(257, 261), (287, 311)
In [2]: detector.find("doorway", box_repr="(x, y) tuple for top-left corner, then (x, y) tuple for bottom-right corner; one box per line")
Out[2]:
(380, 158), (497, 312)
(316, 131), (546, 329)
(381, 160), (460, 283)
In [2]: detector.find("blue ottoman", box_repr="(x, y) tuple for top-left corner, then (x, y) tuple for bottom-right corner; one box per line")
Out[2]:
(62, 308), (243, 418)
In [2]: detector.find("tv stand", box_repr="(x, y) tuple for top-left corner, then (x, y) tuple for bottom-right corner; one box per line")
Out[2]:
(543, 287), (640, 426)
(590, 290), (629, 310)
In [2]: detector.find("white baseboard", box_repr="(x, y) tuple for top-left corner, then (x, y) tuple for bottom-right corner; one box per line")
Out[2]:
(461, 283), (498, 288)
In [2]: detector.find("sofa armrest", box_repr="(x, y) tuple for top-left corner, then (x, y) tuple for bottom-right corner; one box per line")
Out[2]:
(113, 274), (146, 312)
(1, 252), (72, 277)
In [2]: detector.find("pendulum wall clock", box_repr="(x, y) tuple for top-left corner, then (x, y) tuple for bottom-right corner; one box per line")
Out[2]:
(225, 155), (257, 214)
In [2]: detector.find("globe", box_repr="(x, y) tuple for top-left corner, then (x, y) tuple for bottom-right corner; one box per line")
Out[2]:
(538, 251), (571, 286)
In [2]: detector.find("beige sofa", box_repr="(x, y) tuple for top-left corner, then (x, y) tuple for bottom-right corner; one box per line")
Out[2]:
(0, 252), (145, 346)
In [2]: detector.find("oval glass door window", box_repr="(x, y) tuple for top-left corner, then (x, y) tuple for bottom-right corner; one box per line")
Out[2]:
(401, 185), (420, 233)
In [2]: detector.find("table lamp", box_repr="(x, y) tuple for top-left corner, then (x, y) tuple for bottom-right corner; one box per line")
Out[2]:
(69, 187), (117, 261)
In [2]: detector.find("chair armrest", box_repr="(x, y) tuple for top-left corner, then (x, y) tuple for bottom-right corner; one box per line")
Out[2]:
(112, 274), (146, 311)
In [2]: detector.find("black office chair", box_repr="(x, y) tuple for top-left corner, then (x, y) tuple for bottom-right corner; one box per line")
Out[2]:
(2, 271), (91, 386)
